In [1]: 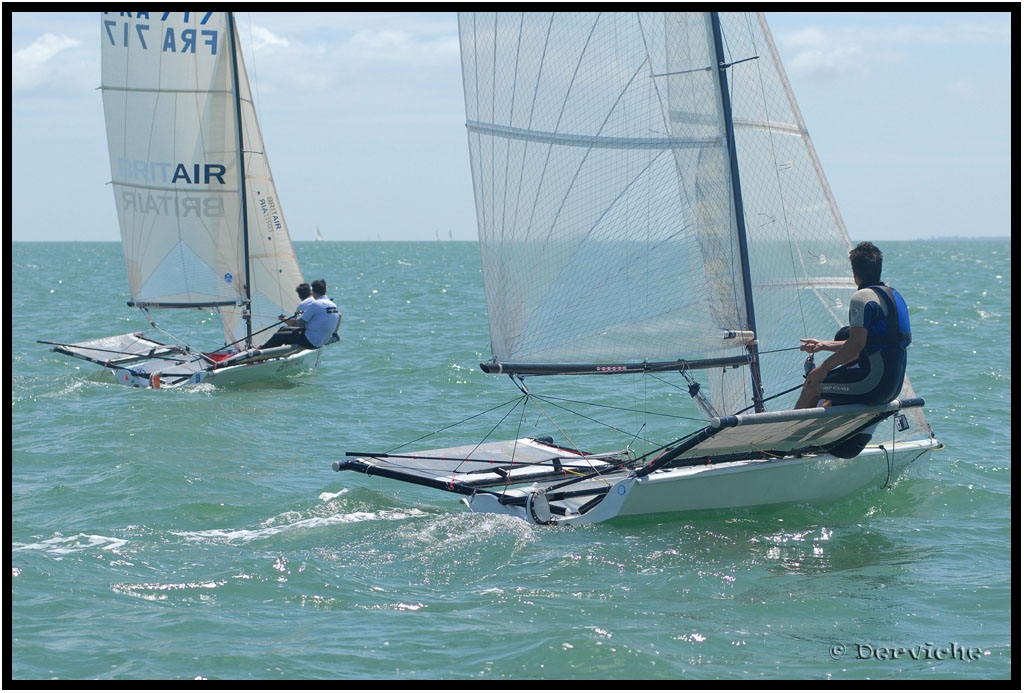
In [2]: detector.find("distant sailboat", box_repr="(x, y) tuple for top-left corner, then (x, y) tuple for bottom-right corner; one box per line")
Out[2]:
(334, 12), (942, 525)
(315, 226), (325, 242)
(42, 12), (335, 388)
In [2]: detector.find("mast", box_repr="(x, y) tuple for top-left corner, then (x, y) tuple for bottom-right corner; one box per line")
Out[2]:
(226, 12), (254, 348)
(709, 12), (765, 413)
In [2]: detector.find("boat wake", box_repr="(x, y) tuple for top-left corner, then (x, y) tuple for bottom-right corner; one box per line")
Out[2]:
(12, 533), (129, 556)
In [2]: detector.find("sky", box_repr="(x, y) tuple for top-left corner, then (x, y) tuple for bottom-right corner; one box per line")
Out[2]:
(10, 11), (1013, 242)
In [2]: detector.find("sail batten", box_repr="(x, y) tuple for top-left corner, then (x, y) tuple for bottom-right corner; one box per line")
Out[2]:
(129, 301), (242, 309)
(102, 86), (233, 95)
(468, 120), (723, 150)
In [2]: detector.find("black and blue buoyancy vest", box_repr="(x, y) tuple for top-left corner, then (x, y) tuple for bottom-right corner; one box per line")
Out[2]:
(864, 283), (912, 353)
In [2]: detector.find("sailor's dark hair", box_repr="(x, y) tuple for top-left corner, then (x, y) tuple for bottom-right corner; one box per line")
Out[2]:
(311, 278), (328, 295)
(296, 283), (311, 299)
(850, 242), (883, 285)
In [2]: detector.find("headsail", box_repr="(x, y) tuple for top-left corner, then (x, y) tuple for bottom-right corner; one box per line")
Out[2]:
(100, 12), (303, 348)
(458, 12), (885, 417)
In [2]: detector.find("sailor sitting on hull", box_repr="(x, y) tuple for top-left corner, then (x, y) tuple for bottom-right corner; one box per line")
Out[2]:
(260, 278), (341, 350)
(796, 242), (911, 411)
(795, 243), (912, 458)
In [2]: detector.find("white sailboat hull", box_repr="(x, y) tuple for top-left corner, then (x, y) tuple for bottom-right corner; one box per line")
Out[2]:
(465, 439), (939, 525)
(339, 400), (940, 526)
(193, 349), (320, 388)
(110, 347), (320, 389)
(48, 332), (321, 389)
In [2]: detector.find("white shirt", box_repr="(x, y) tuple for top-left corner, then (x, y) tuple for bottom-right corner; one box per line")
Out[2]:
(298, 296), (340, 347)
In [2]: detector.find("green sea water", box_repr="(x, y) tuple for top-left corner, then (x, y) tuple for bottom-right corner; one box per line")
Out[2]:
(10, 239), (1013, 681)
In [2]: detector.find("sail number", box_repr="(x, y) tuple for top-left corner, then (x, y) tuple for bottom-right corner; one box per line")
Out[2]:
(102, 13), (218, 54)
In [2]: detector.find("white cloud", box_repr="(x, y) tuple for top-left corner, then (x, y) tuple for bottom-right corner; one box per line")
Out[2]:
(775, 26), (901, 79)
(346, 28), (459, 65)
(772, 16), (1009, 81)
(12, 33), (80, 91)
(235, 20), (462, 105)
(246, 25), (290, 52)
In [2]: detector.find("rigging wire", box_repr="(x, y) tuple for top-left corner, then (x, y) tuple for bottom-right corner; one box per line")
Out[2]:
(139, 307), (198, 355)
(449, 397), (531, 482)
(385, 395), (528, 455)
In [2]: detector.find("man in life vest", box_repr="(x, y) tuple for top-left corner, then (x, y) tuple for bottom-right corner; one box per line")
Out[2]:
(795, 241), (912, 409)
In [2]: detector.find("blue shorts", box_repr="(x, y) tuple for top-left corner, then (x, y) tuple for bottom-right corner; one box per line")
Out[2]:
(818, 348), (906, 406)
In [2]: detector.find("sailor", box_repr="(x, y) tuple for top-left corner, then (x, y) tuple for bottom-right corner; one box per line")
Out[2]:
(795, 242), (911, 409)
(294, 282), (315, 316)
(261, 278), (341, 349)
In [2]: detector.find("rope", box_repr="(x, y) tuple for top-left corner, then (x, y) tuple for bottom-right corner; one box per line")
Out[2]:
(756, 344), (805, 356)
(732, 381), (805, 415)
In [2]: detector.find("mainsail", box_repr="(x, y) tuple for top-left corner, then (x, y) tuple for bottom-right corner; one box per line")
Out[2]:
(459, 12), (870, 417)
(100, 12), (303, 348)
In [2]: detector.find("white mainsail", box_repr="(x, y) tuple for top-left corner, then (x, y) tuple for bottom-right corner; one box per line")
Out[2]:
(100, 12), (303, 348)
(458, 12), (907, 418)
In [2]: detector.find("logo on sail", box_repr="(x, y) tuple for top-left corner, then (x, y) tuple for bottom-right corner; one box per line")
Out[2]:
(117, 159), (227, 186)
(119, 191), (225, 218)
(171, 163), (227, 185)
(258, 195), (283, 232)
(116, 160), (228, 219)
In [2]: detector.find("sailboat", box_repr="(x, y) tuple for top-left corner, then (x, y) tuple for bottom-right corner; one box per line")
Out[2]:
(315, 226), (325, 242)
(42, 12), (333, 389)
(333, 12), (942, 524)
